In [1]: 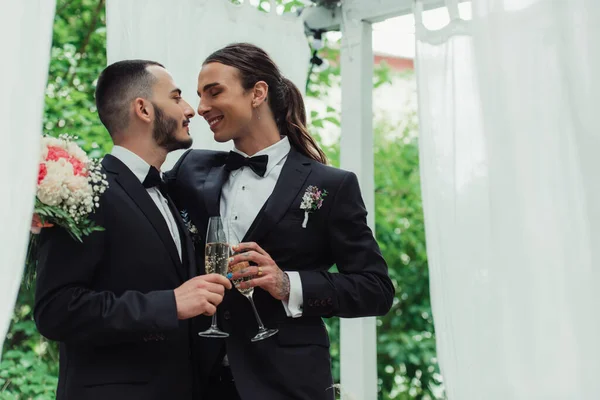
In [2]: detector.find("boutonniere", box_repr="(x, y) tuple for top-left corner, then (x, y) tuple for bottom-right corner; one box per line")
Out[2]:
(300, 185), (328, 228)
(180, 210), (201, 243)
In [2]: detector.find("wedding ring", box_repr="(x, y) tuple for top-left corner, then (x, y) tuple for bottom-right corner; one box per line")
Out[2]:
(257, 267), (263, 276)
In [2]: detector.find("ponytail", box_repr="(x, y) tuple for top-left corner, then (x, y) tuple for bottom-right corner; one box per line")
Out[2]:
(278, 77), (327, 164)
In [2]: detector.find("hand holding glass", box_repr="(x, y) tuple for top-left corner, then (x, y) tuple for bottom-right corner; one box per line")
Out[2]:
(198, 217), (230, 338)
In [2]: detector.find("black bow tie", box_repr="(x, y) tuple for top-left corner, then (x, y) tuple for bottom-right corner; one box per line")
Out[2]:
(225, 151), (269, 177)
(142, 166), (168, 195)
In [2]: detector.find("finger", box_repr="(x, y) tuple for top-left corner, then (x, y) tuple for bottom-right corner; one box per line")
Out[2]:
(204, 291), (224, 307)
(228, 250), (268, 267)
(235, 276), (270, 290)
(200, 274), (233, 289)
(233, 241), (268, 256)
(230, 266), (268, 281)
(230, 266), (257, 280)
(201, 281), (226, 296)
(201, 302), (217, 316)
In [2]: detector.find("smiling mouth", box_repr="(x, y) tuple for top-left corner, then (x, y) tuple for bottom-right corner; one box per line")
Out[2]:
(207, 116), (224, 127)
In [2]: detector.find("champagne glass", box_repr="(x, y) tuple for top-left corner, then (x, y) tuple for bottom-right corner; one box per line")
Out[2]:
(228, 231), (278, 342)
(198, 217), (230, 338)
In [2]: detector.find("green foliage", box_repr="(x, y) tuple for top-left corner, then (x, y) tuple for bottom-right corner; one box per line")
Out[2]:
(3, 1), (442, 400)
(373, 117), (442, 400)
(44, 0), (111, 157)
(1, 288), (58, 399)
(34, 198), (105, 243)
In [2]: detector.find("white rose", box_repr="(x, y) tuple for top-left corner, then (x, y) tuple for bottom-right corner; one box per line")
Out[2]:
(66, 142), (88, 163)
(37, 160), (74, 206)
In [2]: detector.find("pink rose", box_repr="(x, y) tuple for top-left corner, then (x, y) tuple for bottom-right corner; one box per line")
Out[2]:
(46, 146), (71, 162)
(38, 163), (47, 185)
(69, 156), (86, 176)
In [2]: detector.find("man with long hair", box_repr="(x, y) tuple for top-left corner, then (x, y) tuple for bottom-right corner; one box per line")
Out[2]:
(166, 43), (394, 400)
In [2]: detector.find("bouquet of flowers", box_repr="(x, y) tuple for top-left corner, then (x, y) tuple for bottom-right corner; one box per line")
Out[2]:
(26, 134), (108, 280)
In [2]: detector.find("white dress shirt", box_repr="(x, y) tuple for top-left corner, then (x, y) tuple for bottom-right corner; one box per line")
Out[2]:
(111, 146), (182, 260)
(220, 136), (303, 318)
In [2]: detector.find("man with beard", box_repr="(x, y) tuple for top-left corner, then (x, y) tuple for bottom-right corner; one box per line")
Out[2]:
(34, 60), (231, 400)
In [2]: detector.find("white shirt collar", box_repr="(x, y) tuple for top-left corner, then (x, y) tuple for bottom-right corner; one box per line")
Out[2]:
(110, 145), (153, 184)
(232, 136), (291, 178)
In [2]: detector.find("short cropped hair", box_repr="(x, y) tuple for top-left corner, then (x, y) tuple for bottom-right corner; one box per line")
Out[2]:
(95, 59), (164, 135)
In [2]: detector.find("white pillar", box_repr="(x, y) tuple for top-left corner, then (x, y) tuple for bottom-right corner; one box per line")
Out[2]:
(339, 15), (377, 400)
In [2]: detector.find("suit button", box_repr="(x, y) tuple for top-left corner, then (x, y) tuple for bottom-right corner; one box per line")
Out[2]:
(223, 310), (231, 320)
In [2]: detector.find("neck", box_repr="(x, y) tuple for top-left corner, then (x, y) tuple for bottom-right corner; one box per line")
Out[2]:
(114, 133), (167, 171)
(233, 117), (281, 156)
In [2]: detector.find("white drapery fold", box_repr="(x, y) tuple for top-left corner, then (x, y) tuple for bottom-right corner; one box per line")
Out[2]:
(106, 0), (310, 168)
(416, 0), (600, 398)
(0, 0), (56, 357)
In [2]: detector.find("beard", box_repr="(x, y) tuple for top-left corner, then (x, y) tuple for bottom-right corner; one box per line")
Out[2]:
(152, 102), (193, 152)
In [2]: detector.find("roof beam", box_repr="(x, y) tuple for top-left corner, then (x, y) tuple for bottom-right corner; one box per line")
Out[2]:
(302, 0), (469, 32)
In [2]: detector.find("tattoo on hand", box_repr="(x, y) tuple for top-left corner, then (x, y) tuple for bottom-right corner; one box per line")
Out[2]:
(278, 272), (290, 300)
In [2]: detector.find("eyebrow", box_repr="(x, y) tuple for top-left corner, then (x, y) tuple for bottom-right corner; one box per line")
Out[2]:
(170, 88), (182, 96)
(197, 82), (220, 97)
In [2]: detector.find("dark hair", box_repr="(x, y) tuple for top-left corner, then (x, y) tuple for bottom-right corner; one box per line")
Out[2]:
(203, 43), (327, 164)
(95, 59), (164, 135)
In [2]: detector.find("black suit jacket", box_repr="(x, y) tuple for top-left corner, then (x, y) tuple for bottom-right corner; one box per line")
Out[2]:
(166, 148), (395, 400)
(34, 154), (199, 400)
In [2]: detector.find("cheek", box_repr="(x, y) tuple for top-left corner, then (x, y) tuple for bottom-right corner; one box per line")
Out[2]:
(226, 103), (253, 124)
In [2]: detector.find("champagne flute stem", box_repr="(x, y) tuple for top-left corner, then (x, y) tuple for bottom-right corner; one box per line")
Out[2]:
(246, 295), (266, 330)
(210, 313), (218, 328)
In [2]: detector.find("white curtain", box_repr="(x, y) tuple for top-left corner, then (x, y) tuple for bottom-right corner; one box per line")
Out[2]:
(106, 0), (310, 169)
(416, 0), (600, 398)
(0, 0), (56, 357)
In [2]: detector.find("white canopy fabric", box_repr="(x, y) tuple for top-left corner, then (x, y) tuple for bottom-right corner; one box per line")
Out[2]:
(0, 0), (56, 359)
(416, 0), (600, 398)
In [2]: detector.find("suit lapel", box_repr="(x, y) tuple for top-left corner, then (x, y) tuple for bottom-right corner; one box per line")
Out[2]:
(202, 165), (229, 218)
(103, 155), (185, 280)
(166, 196), (197, 279)
(243, 150), (312, 243)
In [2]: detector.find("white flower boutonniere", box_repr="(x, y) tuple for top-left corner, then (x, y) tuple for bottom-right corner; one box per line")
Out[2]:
(299, 185), (328, 228)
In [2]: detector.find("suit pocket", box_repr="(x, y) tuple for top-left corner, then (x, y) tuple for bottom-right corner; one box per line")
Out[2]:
(280, 209), (305, 222)
(80, 364), (152, 387)
(276, 322), (330, 348)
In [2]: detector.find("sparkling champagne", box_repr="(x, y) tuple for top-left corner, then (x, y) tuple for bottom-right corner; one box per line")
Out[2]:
(229, 261), (253, 297)
(205, 242), (229, 275)
(235, 277), (254, 297)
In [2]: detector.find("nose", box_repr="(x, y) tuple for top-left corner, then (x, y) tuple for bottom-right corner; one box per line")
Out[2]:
(197, 98), (210, 116)
(182, 99), (195, 119)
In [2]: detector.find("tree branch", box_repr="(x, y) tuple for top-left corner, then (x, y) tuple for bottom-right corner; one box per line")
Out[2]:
(62, 0), (105, 86)
(56, 0), (77, 16)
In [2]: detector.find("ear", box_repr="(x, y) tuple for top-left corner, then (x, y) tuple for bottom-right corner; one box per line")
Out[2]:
(251, 81), (269, 108)
(133, 98), (153, 123)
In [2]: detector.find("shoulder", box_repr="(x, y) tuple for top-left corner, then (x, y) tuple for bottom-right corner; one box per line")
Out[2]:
(178, 149), (228, 167)
(302, 156), (356, 187)
(165, 148), (228, 181)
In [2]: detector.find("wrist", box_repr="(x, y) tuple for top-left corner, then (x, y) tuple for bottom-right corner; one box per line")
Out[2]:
(281, 272), (290, 302)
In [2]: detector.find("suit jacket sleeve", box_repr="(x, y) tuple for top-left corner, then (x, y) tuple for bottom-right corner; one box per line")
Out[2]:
(298, 171), (395, 318)
(33, 201), (179, 345)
